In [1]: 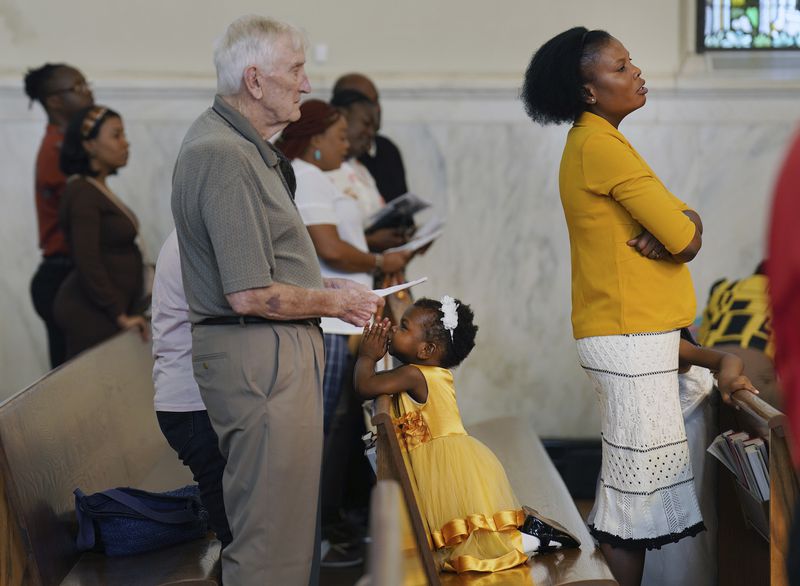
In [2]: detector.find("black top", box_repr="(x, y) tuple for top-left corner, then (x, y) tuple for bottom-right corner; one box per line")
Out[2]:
(680, 327), (700, 347)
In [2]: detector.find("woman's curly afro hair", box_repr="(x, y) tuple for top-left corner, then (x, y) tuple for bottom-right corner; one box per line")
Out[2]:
(521, 27), (612, 126)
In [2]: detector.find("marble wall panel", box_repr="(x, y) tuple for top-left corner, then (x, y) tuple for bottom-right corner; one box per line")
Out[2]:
(0, 83), (796, 438)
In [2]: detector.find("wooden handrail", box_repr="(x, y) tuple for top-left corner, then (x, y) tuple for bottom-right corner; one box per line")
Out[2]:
(373, 394), (392, 418)
(732, 390), (786, 431)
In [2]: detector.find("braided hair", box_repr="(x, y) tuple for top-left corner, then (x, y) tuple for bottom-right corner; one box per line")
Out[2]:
(414, 298), (478, 368)
(23, 63), (68, 106)
(521, 27), (612, 125)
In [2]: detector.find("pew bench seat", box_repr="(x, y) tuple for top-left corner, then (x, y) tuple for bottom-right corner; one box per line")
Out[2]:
(60, 447), (220, 586)
(464, 416), (616, 586)
(0, 330), (221, 586)
(62, 537), (220, 586)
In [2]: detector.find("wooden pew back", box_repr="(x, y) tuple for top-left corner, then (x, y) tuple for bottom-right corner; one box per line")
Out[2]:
(371, 394), (441, 585)
(729, 390), (800, 586)
(362, 480), (403, 586)
(360, 480), (428, 586)
(0, 330), (210, 585)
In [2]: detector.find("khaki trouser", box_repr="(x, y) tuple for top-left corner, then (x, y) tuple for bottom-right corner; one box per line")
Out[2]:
(192, 321), (324, 586)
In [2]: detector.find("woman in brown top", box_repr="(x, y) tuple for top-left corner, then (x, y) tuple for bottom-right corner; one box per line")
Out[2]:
(54, 105), (147, 360)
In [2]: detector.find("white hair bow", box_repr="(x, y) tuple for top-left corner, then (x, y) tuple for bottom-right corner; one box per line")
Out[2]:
(440, 295), (459, 341)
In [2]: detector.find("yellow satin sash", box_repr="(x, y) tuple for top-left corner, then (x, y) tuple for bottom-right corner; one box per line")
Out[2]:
(431, 509), (526, 549)
(442, 531), (529, 574)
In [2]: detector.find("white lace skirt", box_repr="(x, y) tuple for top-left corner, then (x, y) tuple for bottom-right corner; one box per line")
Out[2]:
(577, 330), (705, 549)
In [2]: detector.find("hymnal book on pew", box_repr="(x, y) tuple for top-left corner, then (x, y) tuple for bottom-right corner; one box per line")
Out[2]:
(362, 432), (377, 474)
(365, 192), (430, 232)
(745, 442), (770, 500)
(707, 429), (770, 502)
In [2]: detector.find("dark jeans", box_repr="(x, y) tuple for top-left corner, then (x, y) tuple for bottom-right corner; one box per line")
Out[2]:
(320, 354), (374, 539)
(30, 256), (72, 368)
(156, 410), (232, 547)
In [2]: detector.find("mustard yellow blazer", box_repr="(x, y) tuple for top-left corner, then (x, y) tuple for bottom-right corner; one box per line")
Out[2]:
(559, 112), (697, 339)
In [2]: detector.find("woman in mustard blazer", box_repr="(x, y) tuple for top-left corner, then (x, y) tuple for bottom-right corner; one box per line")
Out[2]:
(522, 28), (703, 586)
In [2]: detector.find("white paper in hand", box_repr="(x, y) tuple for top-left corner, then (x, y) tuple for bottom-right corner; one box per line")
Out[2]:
(373, 277), (428, 297)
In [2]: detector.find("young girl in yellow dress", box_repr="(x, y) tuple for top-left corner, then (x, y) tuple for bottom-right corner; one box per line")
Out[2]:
(355, 296), (579, 573)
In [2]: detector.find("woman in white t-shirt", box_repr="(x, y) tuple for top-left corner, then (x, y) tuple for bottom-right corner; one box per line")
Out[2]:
(277, 99), (411, 433)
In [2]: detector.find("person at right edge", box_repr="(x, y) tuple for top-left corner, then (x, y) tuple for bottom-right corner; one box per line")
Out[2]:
(768, 131), (800, 585)
(522, 27), (704, 586)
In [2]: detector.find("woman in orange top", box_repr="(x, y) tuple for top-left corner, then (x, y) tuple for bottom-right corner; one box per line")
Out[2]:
(522, 28), (703, 586)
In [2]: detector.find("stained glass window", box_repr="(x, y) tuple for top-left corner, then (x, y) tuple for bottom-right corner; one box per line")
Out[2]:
(700, 0), (800, 49)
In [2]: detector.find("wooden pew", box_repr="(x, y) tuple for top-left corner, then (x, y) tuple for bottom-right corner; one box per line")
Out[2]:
(0, 329), (220, 586)
(371, 395), (440, 585)
(360, 480), (404, 586)
(358, 480), (428, 586)
(718, 390), (799, 586)
(371, 394), (618, 585)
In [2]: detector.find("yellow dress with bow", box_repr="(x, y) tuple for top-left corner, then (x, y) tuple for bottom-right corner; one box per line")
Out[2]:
(394, 365), (528, 573)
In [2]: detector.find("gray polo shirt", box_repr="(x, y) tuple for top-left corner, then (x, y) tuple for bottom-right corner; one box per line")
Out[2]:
(171, 95), (324, 323)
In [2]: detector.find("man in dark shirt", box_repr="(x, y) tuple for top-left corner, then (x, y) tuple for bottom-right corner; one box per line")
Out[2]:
(332, 73), (408, 201)
(24, 63), (94, 367)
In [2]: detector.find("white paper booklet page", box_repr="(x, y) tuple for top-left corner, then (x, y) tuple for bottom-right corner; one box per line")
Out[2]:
(373, 277), (428, 297)
(385, 216), (446, 254)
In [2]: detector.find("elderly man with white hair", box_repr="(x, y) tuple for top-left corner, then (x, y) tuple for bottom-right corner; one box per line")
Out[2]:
(171, 15), (383, 585)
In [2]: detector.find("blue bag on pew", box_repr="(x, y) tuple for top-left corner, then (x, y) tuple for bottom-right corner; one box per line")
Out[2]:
(74, 484), (209, 556)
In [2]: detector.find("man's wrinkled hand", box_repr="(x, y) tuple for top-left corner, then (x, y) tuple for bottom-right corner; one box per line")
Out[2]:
(338, 289), (384, 327)
(324, 277), (369, 291)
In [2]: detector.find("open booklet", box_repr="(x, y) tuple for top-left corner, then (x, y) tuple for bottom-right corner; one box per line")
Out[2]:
(384, 216), (446, 254)
(365, 193), (430, 233)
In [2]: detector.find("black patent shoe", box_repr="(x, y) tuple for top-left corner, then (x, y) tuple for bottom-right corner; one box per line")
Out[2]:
(520, 505), (581, 553)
